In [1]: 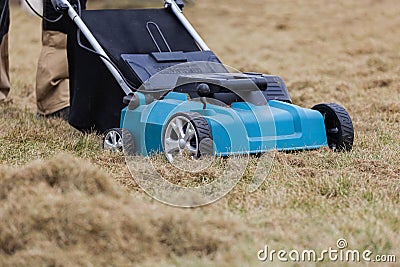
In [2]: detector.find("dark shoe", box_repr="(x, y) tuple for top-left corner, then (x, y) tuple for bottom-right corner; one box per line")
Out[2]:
(45, 107), (70, 121)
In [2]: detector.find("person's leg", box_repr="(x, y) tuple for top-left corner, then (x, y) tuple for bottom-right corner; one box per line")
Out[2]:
(36, 0), (87, 118)
(35, 30), (69, 116)
(0, 0), (10, 102)
(0, 34), (10, 102)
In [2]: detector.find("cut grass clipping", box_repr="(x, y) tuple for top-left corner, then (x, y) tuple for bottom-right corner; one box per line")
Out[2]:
(0, 155), (250, 266)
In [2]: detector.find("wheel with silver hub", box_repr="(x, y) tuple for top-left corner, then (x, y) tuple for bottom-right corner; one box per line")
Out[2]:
(103, 128), (127, 152)
(163, 112), (213, 162)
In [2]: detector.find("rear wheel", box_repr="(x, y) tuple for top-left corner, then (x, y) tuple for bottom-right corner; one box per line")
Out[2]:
(104, 128), (123, 151)
(163, 112), (213, 162)
(103, 128), (134, 154)
(312, 103), (354, 151)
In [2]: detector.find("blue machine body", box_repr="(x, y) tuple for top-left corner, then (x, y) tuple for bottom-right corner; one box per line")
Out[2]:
(120, 92), (328, 156)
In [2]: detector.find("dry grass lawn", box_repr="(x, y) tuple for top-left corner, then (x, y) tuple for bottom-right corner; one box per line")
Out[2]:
(0, 0), (399, 266)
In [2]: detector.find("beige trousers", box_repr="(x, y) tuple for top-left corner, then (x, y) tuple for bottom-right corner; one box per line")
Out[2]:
(36, 30), (69, 115)
(0, 34), (10, 102)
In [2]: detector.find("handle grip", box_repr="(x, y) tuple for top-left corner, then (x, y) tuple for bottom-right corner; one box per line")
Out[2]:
(174, 0), (185, 9)
(50, 0), (69, 12)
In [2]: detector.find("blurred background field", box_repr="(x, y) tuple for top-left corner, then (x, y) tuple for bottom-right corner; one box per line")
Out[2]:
(0, 0), (399, 266)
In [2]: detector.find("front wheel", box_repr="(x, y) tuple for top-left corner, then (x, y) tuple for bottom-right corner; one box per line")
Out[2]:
(162, 112), (213, 162)
(312, 103), (354, 151)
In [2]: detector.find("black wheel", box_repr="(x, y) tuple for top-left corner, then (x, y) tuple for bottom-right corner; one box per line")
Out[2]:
(103, 128), (134, 153)
(312, 103), (354, 151)
(162, 112), (213, 162)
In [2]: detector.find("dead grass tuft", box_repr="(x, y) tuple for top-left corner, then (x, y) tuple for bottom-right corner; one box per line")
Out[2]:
(0, 154), (118, 199)
(0, 155), (249, 266)
(366, 77), (393, 89)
